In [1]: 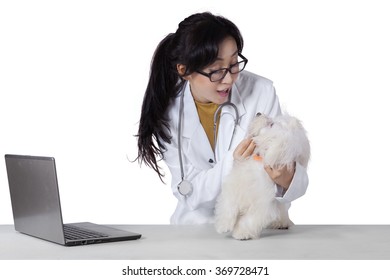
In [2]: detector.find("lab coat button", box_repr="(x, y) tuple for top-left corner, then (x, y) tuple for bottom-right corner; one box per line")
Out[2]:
(209, 159), (214, 163)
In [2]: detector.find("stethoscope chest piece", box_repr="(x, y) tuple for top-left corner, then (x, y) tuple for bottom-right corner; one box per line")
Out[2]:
(177, 180), (193, 196)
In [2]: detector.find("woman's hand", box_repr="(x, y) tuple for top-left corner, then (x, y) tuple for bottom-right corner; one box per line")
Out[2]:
(233, 138), (295, 190)
(233, 138), (256, 161)
(264, 164), (295, 190)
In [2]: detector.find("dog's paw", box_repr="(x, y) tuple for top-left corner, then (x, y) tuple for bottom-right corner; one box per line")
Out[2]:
(215, 219), (235, 234)
(267, 219), (293, 230)
(232, 232), (253, 240)
(232, 227), (260, 240)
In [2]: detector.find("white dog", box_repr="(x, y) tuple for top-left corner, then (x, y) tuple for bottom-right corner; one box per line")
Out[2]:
(214, 113), (310, 240)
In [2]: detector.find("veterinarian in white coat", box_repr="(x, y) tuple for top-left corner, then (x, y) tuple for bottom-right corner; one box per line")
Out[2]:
(164, 71), (308, 224)
(136, 12), (308, 224)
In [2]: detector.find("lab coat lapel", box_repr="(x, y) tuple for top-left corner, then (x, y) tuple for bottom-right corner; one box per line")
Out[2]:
(181, 83), (215, 169)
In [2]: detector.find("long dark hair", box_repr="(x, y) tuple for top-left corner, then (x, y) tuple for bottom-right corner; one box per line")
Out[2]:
(136, 12), (244, 181)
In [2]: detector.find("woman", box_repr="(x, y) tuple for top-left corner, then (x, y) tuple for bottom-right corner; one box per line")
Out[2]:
(136, 12), (308, 224)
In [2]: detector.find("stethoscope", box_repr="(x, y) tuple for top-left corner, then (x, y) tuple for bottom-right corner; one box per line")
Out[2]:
(177, 87), (239, 196)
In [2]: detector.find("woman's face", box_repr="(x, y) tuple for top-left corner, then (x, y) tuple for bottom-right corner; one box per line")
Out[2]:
(185, 36), (240, 104)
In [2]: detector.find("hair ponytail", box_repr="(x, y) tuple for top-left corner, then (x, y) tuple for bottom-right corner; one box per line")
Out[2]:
(136, 33), (185, 181)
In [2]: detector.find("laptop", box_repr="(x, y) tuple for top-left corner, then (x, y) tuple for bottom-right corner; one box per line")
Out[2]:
(4, 154), (141, 246)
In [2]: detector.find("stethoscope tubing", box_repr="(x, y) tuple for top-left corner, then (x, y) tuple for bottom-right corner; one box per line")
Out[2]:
(177, 88), (239, 196)
(178, 90), (186, 181)
(212, 100), (239, 160)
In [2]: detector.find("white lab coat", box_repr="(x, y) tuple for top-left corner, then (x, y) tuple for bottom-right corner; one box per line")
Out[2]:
(162, 71), (308, 224)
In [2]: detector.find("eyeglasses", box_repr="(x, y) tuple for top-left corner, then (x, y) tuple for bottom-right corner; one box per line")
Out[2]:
(196, 53), (248, 82)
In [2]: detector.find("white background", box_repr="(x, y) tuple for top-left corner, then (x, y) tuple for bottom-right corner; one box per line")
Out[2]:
(1, 0), (390, 225)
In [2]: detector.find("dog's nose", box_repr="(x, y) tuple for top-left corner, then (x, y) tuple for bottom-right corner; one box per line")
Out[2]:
(256, 112), (262, 117)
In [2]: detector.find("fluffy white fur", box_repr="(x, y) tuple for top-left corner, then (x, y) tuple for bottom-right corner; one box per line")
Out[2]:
(214, 113), (310, 240)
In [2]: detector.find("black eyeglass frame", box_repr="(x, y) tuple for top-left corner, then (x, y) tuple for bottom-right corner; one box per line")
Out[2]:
(196, 53), (248, 82)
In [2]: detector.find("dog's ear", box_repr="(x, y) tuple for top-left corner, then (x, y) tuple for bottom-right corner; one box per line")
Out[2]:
(263, 134), (291, 168)
(296, 129), (311, 168)
(287, 117), (311, 167)
(263, 116), (310, 168)
(289, 116), (303, 129)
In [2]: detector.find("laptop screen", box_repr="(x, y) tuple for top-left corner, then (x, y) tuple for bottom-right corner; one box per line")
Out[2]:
(5, 155), (66, 244)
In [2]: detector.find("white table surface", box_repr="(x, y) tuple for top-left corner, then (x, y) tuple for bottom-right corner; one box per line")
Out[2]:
(1, 224), (389, 260)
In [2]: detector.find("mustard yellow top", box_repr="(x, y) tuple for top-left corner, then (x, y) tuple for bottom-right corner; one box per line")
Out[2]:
(194, 100), (221, 150)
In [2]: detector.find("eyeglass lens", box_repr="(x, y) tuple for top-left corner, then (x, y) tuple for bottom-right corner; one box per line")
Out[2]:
(210, 60), (246, 82)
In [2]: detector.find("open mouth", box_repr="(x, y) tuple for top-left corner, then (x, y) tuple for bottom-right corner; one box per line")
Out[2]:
(217, 88), (230, 98)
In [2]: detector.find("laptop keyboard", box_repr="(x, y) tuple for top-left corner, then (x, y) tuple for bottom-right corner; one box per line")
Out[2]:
(64, 224), (109, 240)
